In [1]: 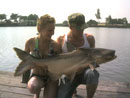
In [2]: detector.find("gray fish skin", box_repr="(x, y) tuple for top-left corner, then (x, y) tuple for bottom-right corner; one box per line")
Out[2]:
(13, 47), (117, 81)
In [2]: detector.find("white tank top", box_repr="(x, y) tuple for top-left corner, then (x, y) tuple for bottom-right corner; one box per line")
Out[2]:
(62, 33), (90, 53)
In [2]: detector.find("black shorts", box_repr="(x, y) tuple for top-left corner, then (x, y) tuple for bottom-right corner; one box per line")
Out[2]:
(30, 73), (49, 83)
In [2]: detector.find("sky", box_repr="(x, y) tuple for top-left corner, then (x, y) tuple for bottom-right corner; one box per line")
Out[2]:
(0, 0), (130, 23)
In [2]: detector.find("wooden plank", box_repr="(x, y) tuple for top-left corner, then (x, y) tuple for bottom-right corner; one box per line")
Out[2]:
(0, 85), (44, 98)
(94, 91), (130, 98)
(0, 71), (130, 98)
(0, 85), (31, 95)
(73, 89), (130, 98)
(0, 71), (26, 88)
(78, 85), (130, 94)
(97, 86), (130, 94)
(0, 91), (33, 98)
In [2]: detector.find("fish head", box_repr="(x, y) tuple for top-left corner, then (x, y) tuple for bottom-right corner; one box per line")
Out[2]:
(78, 48), (117, 64)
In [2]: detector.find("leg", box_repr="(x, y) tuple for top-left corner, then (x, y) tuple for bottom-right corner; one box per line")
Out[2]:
(34, 91), (41, 98)
(86, 84), (98, 98)
(27, 76), (45, 98)
(83, 69), (99, 98)
(72, 89), (77, 97)
(43, 80), (58, 98)
(57, 76), (81, 98)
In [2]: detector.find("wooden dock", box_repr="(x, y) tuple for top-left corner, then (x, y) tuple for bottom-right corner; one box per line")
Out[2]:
(0, 71), (130, 98)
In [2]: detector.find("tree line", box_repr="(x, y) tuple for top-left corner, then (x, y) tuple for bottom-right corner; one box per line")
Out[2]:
(59, 9), (130, 28)
(0, 10), (130, 28)
(87, 9), (130, 28)
(0, 13), (38, 26)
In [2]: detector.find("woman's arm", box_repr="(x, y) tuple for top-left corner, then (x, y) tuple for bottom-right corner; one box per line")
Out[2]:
(25, 38), (34, 53)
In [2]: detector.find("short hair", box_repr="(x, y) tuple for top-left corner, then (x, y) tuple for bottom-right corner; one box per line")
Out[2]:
(68, 13), (86, 30)
(37, 14), (55, 32)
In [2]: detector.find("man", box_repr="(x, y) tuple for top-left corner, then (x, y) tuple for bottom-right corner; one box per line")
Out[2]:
(56, 13), (99, 98)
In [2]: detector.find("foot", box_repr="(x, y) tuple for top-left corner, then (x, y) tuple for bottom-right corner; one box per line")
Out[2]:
(34, 94), (39, 98)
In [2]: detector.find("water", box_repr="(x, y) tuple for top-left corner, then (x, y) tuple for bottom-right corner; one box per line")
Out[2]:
(85, 28), (130, 83)
(0, 27), (130, 83)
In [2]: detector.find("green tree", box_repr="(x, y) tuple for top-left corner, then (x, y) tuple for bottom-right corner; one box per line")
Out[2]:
(19, 15), (28, 22)
(27, 14), (39, 26)
(19, 15), (28, 20)
(106, 16), (128, 25)
(106, 15), (112, 24)
(5, 19), (12, 25)
(87, 19), (98, 27)
(62, 20), (68, 26)
(18, 15), (28, 26)
(0, 14), (6, 22)
(122, 17), (128, 24)
(28, 14), (38, 20)
(95, 8), (101, 23)
(10, 13), (19, 22)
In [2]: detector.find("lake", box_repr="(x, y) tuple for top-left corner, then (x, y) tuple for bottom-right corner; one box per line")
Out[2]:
(0, 27), (130, 83)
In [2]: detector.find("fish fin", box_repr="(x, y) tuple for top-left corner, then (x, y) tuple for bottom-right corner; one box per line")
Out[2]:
(14, 61), (32, 76)
(13, 47), (30, 61)
(89, 62), (96, 71)
(14, 47), (34, 76)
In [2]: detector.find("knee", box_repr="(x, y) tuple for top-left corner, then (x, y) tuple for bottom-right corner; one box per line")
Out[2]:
(86, 69), (100, 78)
(27, 79), (41, 94)
(84, 69), (100, 84)
(27, 82), (39, 94)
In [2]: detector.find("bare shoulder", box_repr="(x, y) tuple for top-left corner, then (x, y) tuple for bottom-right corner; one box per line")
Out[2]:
(26, 37), (35, 44)
(85, 33), (94, 39)
(51, 40), (62, 53)
(25, 37), (35, 52)
(56, 34), (65, 46)
(85, 33), (95, 48)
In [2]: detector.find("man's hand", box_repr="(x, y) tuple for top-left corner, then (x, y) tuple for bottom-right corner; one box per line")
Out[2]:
(59, 74), (67, 85)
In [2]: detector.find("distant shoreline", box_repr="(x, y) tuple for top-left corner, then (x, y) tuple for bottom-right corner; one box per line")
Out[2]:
(0, 22), (130, 28)
(0, 25), (130, 28)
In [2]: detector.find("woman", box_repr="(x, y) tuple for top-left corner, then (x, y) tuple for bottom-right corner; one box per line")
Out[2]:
(24, 14), (61, 98)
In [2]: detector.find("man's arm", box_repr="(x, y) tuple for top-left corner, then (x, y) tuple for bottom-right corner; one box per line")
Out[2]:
(86, 34), (95, 48)
(86, 34), (99, 68)
(52, 40), (62, 54)
(56, 35), (65, 47)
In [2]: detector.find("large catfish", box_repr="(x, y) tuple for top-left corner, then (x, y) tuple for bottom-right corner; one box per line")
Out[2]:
(13, 47), (116, 81)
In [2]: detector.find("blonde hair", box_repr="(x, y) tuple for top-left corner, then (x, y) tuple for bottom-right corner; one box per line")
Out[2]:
(37, 14), (55, 32)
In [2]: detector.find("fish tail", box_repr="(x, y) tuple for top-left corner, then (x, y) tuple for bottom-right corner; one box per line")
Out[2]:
(13, 47), (33, 76)
(14, 61), (31, 76)
(13, 47), (30, 61)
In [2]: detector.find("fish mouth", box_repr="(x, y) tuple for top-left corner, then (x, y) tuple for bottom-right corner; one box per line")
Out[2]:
(105, 50), (117, 60)
(98, 55), (117, 64)
(106, 55), (117, 61)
